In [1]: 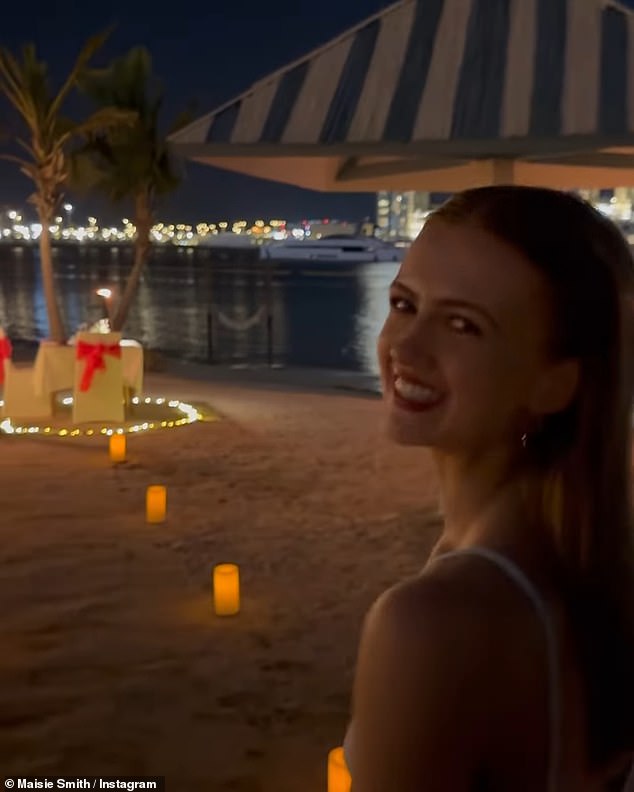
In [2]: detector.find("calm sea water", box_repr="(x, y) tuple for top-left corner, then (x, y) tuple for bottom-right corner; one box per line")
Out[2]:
(0, 244), (399, 377)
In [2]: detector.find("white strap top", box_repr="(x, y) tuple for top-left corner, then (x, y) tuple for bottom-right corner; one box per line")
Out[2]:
(343, 546), (561, 792)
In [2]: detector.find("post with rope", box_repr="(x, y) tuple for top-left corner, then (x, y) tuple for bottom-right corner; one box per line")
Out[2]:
(215, 305), (266, 365)
(206, 310), (214, 364)
(267, 312), (273, 367)
(264, 255), (273, 367)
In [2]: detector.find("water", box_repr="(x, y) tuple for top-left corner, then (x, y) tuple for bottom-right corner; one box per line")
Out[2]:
(0, 244), (399, 378)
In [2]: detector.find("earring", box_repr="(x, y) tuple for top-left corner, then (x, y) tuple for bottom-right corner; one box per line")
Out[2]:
(521, 416), (544, 451)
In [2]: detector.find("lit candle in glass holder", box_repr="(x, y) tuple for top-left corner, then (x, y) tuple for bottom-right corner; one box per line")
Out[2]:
(328, 747), (351, 792)
(146, 485), (166, 523)
(213, 564), (240, 616)
(109, 434), (126, 463)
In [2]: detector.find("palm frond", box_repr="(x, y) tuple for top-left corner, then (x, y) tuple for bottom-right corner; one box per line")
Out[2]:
(77, 45), (187, 215)
(20, 163), (39, 183)
(57, 106), (136, 147)
(20, 44), (50, 120)
(68, 149), (111, 194)
(0, 49), (33, 123)
(48, 27), (113, 121)
(0, 152), (31, 170)
(14, 136), (38, 162)
(168, 101), (198, 136)
(80, 46), (154, 113)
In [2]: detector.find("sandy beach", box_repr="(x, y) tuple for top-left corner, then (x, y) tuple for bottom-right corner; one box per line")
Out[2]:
(0, 370), (444, 791)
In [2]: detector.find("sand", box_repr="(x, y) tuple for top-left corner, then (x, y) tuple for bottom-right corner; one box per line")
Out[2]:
(0, 372), (443, 792)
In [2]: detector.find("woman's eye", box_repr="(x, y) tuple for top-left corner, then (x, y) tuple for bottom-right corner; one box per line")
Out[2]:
(389, 295), (413, 312)
(448, 315), (481, 336)
(388, 297), (481, 336)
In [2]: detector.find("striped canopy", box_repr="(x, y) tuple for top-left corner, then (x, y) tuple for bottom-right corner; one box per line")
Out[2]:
(170, 0), (634, 191)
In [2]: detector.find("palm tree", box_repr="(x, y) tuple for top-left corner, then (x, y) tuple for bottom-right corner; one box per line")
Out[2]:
(73, 47), (191, 332)
(0, 32), (134, 343)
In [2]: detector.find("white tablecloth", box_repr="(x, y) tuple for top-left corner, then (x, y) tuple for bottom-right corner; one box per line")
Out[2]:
(33, 340), (143, 397)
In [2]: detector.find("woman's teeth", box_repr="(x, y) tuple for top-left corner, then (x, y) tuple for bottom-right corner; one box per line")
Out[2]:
(394, 377), (443, 405)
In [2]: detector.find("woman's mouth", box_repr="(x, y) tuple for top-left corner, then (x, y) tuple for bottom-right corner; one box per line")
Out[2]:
(392, 376), (446, 412)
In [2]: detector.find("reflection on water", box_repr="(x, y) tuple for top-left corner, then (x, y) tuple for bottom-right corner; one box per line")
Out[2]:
(355, 262), (399, 377)
(0, 245), (398, 377)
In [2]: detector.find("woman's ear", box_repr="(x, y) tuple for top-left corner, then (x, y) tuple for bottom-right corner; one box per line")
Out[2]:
(530, 359), (580, 415)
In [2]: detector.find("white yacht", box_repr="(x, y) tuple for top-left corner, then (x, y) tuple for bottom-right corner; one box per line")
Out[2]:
(260, 234), (407, 263)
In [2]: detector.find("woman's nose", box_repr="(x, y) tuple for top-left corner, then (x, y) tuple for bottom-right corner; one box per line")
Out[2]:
(390, 319), (435, 366)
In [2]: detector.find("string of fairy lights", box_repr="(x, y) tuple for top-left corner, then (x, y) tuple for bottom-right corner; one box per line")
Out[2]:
(0, 395), (205, 437)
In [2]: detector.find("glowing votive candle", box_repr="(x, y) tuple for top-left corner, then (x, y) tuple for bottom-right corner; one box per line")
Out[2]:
(328, 747), (351, 792)
(146, 485), (166, 523)
(213, 564), (240, 616)
(109, 434), (126, 463)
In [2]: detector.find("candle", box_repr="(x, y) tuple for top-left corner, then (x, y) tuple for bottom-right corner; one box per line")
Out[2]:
(328, 747), (351, 792)
(213, 564), (240, 616)
(109, 434), (126, 463)
(146, 485), (166, 523)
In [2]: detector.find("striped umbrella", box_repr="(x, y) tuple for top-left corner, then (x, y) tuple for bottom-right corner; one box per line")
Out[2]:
(170, 0), (634, 191)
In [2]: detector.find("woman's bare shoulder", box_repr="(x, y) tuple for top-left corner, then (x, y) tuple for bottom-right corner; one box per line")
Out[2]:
(370, 553), (532, 644)
(357, 557), (527, 708)
(349, 560), (531, 789)
(361, 552), (548, 708)
(349, 557), (550, 789)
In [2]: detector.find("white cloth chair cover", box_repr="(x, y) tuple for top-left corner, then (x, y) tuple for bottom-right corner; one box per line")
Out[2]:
(0, 333), (53, 420)
(2, 361), (53, 419)
(72, 332), (124, 424)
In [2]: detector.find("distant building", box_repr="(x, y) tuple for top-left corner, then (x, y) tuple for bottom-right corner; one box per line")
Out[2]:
(376, 192), (452, 240)
(586, 188), (634, 223)
(377, 189), (634, 240)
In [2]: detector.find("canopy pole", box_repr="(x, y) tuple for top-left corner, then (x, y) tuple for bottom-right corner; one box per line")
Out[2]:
(490, 159), (516, 185)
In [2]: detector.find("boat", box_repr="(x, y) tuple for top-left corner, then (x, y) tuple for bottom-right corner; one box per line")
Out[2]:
(260, 234), (407, 263)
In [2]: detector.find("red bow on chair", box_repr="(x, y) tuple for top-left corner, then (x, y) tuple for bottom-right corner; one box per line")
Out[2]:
(76, 341), (121, 392)
(0, 336), (12, 384)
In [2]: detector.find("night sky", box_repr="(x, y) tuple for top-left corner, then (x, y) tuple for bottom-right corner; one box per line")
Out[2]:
(0, 0), (394, 224)
(3, 0), (634, 224)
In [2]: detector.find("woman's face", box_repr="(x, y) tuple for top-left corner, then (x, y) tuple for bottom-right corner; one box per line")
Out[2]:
(377, 218), (555, 451)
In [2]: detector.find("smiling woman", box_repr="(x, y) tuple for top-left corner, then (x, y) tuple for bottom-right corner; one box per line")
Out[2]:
(344, 186), (634, 792)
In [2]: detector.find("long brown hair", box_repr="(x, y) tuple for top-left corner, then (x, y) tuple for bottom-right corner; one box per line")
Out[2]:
(434, 186), (634, 770)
